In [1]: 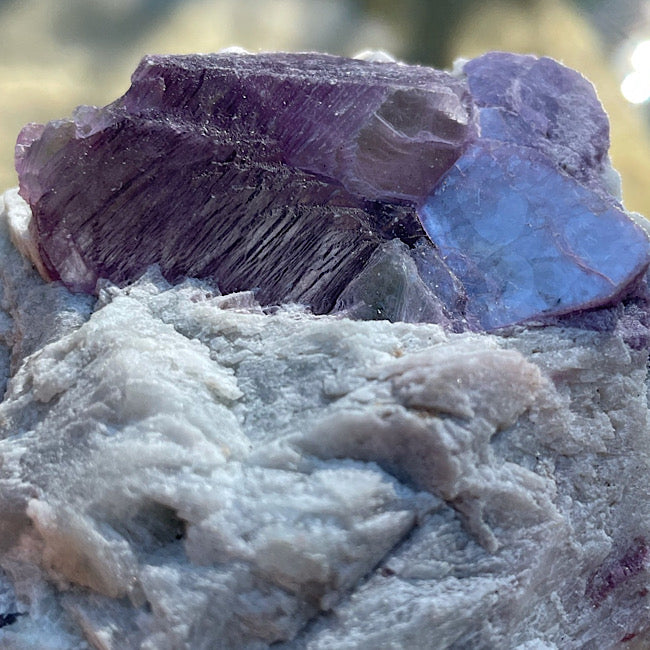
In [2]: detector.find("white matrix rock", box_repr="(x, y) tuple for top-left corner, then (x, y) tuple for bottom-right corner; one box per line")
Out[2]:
(0, 189), (648, 649)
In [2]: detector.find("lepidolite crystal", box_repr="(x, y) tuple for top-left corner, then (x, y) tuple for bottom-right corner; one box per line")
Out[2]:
(14, 51), (650, 329)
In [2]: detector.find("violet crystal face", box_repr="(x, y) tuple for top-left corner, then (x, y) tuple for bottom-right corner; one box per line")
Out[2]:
(14, 51), (650, 330)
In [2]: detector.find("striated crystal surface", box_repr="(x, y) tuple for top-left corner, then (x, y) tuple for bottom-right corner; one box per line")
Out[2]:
(14, 51), (650, 330)
(15, 53), (475, 316)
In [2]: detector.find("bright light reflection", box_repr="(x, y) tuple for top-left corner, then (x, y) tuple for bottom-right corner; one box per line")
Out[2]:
(621, 40), (650, 104)
(631, 39), (650, 72)
(621, 71), (650, 104)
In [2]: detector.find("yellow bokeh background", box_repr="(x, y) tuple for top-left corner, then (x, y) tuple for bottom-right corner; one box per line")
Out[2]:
(2, 0), (650, 216)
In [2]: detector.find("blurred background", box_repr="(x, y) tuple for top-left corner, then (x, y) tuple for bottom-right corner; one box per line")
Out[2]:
(3, 0), (650, 214)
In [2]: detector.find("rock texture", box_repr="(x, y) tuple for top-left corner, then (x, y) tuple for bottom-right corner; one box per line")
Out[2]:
(15, 52), (471, 317)
(0, 189), (648, 649)
(14, 52), (650, 330)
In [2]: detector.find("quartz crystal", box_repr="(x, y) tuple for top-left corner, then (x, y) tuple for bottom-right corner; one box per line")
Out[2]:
(14, 52), (650, 329)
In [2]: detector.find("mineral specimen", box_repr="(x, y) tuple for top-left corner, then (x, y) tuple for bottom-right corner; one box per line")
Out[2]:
(419, 142), (649, 330)
(1, 188), (650, 648)
(15, 52), (470, 317)
(14, 51), (650, 330)
(2, 46), (650, 650)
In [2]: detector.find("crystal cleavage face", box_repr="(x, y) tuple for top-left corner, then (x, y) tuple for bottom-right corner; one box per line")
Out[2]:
(13, 51), (650, 331)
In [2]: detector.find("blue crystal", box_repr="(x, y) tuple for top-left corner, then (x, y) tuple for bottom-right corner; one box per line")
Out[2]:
(418, 142), (649, 330)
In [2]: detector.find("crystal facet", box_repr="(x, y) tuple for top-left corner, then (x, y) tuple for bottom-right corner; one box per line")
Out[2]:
(418, 142), (649, 329)
(14, 51), (650, 330)
(463, 52), (612, 191)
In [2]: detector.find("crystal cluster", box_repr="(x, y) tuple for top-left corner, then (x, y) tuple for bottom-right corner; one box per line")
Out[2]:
(14, 51), (650, 330)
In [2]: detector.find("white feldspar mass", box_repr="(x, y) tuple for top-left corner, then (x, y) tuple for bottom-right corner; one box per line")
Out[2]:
(0, 188), (648, 648)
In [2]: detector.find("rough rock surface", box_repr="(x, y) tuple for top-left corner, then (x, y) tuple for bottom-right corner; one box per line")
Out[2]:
(0, 189), (648, 649)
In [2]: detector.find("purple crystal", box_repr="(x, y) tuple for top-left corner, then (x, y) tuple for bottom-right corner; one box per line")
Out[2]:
(586, 537), (649, 608)
(15, 53), (475, 315)
(463, 52), (612, 192)
(14, 51), (650, 330)
(418, 141), (649, 330)
(121, 54), (475, 203)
